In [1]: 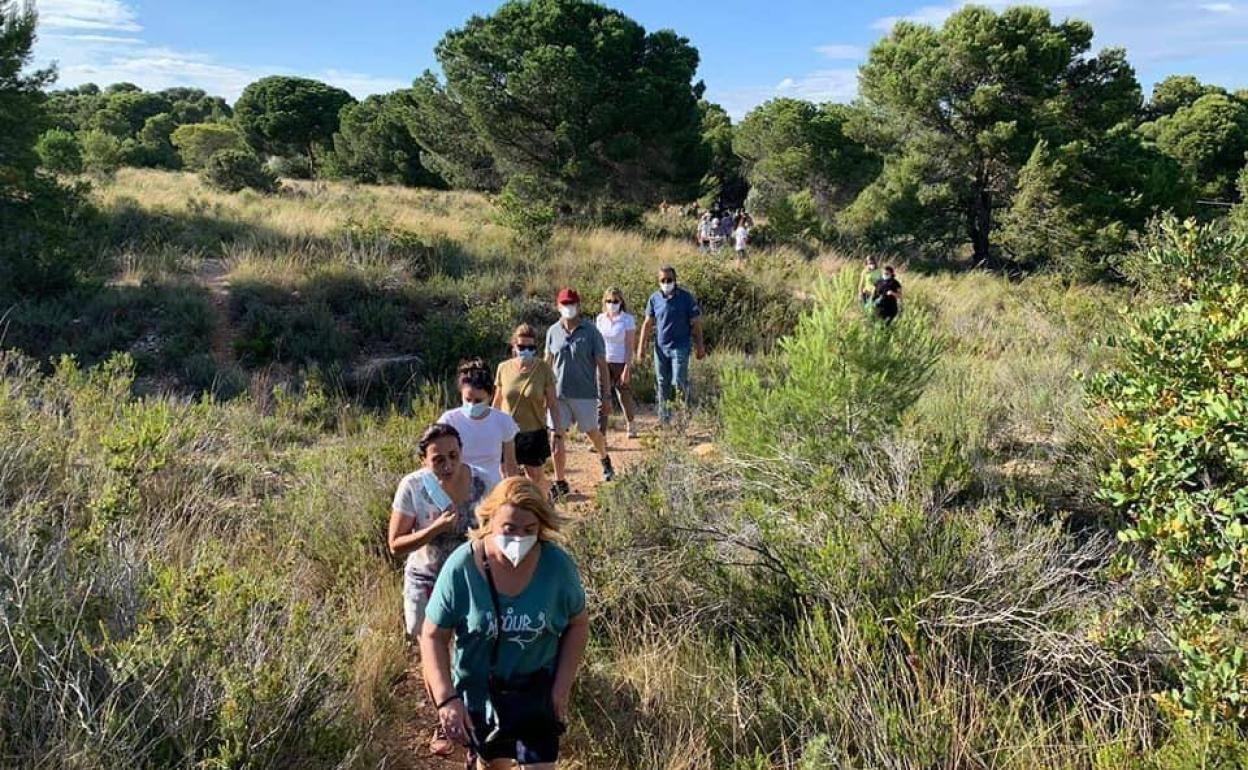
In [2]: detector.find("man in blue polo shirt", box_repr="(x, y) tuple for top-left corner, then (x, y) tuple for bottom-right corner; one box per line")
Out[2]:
(636, 266), (706, 425)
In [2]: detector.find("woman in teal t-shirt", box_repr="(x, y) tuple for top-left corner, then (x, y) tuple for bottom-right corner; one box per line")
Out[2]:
(421, 476), (589, 769)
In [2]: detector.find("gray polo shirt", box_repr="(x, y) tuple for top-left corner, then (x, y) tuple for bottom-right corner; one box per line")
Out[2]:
(545, 318), (606, 400)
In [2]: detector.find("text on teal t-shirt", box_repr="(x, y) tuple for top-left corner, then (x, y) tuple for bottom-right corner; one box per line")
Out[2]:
(426, 540), (586, 715)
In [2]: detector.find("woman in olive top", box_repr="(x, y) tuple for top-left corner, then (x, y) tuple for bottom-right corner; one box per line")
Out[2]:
(421, 476), (589, 769)
(494, 324), (563, 497)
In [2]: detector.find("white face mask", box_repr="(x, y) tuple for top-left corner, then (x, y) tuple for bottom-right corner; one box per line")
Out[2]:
(660, 281), (676, 295)
(495, 534), (538, 567)
(559, 304), (579, 320)
(605, 302), (621, 314)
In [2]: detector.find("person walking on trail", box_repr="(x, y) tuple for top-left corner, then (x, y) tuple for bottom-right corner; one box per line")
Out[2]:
(732, 216), (750, 262)
(494, 324), (563, 498)
(595, 288), (639, 439)
(697, 212), (713, 251)
(636, 266), (706, 426)
(859, 257), (883, 308)
(546, 287), (615, 498)
(872, 265), (903, 323)
(438, 360), (520, 488)
(421, 476), (589, 770)
(388, 423), (495, 758)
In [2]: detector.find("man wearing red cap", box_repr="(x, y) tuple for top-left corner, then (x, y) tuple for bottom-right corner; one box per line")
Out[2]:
(545, 287), (615, 498)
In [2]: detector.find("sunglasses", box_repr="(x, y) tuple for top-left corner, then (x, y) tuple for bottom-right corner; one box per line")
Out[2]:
(516, 344), (537, 352)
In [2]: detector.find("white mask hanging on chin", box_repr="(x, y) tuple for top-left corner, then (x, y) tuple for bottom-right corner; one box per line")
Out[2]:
(495, 534), (538, 566)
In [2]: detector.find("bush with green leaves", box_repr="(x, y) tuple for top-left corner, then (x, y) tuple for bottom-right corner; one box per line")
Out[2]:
(495, 173), (557, 246)
(35, 128), (84, 174)
(1090, 217), (1248, 725)
(78, 128), (124, 174)
(201, 148), (278, 193)
(170, 122), (246, 169)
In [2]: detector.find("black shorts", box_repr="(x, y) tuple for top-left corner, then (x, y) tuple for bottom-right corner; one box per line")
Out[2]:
(469, 712), (561, 764)
(514, 429), (551, 468)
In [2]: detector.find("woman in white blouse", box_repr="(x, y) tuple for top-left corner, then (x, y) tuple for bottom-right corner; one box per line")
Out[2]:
(595, 287), (639, 438)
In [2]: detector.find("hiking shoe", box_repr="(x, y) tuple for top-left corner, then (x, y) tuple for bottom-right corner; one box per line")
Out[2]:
(429, 724), (454, 757)
(550, 479), (571, 501)
(601, 456), (616, 482)
(626, 422), (639, 439)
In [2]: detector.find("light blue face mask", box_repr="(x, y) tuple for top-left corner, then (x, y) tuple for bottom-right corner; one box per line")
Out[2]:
(421, 471), (454, 511)
(517, 349), (537, 361)
(461, 401), (489, 419)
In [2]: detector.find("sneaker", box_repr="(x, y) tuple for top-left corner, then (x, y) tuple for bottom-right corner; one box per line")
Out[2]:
(429, 724), (454, 757)
(626, 422), (638, 439)
(601, 456), (615, 482)
(550, 479), (571, 501)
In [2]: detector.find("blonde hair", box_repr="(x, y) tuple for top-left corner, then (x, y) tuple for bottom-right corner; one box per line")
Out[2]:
(472, 476), (564, 541)
(601, 287), (627, 313)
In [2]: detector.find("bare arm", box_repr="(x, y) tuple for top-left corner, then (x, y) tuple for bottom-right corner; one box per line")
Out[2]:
(636, 316), (652, 359)
(388, 509), (455, 555)
(550, 609), (590, 721)
(545, 380), (562, 435)
(622, 328), (637, 384)
(597, 356), (613, 416)
(421, 621), (474, 737)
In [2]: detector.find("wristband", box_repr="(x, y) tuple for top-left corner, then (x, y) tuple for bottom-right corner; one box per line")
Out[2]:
(436, 693), (461, 710)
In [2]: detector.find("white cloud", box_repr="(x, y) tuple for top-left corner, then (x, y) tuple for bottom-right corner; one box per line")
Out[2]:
(814, 44), (866, 60)
(31, 0), (406, 102)
(773, 69), (859, 103)
(1200, 2), (1234, 11)
(872, 3), (960, 31)
(36, 0), (140, 32)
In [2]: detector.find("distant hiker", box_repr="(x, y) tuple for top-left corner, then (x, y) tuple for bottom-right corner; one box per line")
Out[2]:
(733, 216), (749, 262)
(859, 257), (882, 308)
(388, 422), (494, 757)
(595, 287), (639, 438)
(546, 287), (616, 497)
(637, 266), (706, 426)
(720, 212), (734, 243)
(494, 324), (563, 498)
(438, 360), (520, 488)
(697, 212), (714, 251)
(872, 265), (903, 323)
(708, 217), (724, 251)
(420, 477), (588, 769)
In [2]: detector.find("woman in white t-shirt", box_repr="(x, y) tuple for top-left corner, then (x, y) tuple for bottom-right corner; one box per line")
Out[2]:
(387, 421), (494, 757)
(733, 215), (749, 262)
(595, 287), (639, 438)
(437, 360), (519, 487)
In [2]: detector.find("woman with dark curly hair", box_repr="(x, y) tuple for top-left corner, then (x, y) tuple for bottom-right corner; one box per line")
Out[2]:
(439, 359), (521, 487)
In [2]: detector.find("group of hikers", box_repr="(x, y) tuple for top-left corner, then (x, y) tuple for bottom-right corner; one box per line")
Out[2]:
(386, 265), (704, 768)
(696, 207), (754, 261)
(383, 251), (900, 768)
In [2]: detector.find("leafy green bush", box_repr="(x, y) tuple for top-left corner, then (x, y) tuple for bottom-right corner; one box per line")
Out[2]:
(496, 173), (557, 246)
(79, 128), (124, 174)
(202, 148), (279, 193)
(35, 128), (84, 174)
(1091, 217), (1248, 725)
(170, 122), (246, 170)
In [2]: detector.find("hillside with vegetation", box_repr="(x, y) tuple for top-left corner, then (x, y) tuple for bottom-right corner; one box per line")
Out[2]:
(3, 0), (1248, 768)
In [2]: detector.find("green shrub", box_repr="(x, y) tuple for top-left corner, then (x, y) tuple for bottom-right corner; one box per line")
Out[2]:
(1090, 217), (1248, 725)
(35, 128), (84, 174)
(170, 122), (246, 170)
(79, 128), (124, 174)
(202, 149), (278, 193)
(496, 173), (557, 246)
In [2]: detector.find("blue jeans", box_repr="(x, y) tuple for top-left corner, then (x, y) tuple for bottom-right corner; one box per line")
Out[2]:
(654, 346), (691, 421)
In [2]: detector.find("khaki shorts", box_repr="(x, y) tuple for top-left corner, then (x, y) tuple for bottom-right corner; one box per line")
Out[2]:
(548, 398), (600, 435)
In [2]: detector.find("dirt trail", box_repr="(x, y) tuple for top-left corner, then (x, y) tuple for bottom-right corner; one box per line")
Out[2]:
(199, 257), (235, 369)
(377, 412), (658, 769)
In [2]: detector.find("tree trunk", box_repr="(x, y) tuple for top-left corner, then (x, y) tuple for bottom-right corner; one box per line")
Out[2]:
(969, 186), (993, 266)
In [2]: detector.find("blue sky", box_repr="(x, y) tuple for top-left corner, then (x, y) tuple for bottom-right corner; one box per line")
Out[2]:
(30, 0), (1248, 119)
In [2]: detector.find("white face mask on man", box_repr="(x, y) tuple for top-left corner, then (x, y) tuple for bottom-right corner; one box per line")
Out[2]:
(559, 304), (579, 320)
(659, 280), (676, 295)
(495, 534), (538, 566)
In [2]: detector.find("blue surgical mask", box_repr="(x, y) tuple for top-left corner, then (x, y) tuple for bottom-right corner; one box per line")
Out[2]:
(461, 402), (489, 419)
(517, 349), (536, 361)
